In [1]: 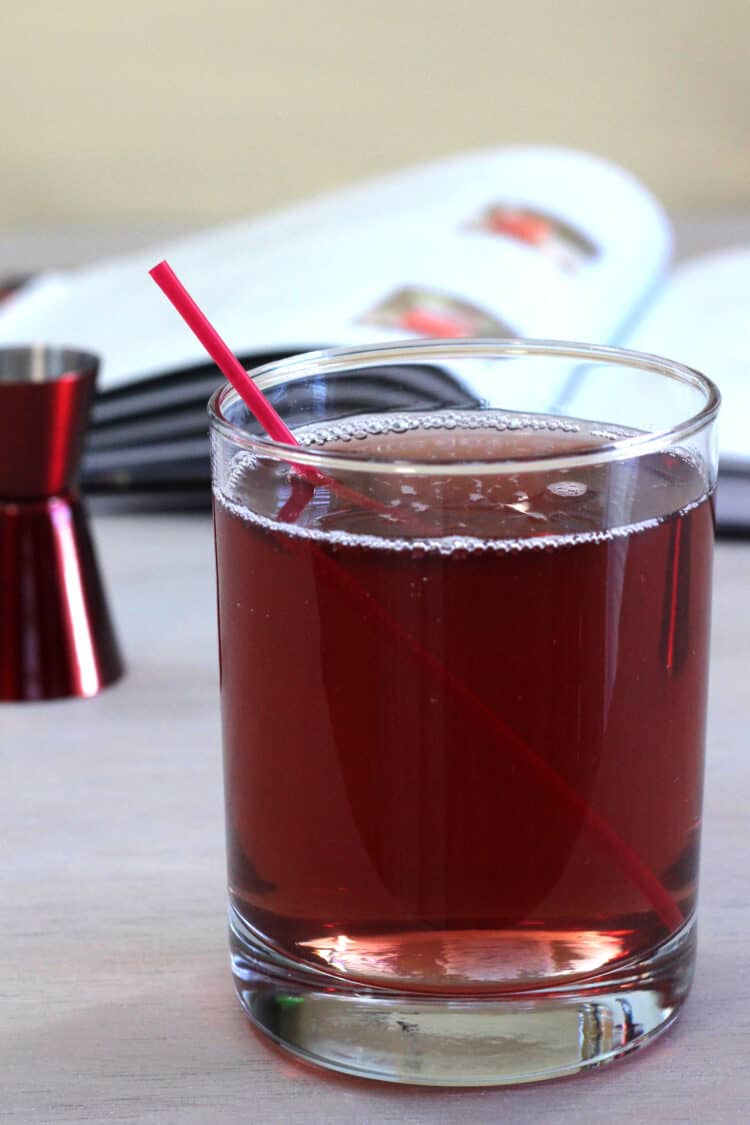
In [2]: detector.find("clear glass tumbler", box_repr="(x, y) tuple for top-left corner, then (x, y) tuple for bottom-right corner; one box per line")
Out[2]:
(209, 340), (719, 1086)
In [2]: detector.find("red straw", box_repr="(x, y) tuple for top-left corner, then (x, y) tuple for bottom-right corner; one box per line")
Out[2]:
(150, 260), (326, 494)
(150, 258), (405, 514)
(148, 259), (682, 932)
(149, 260), (299, 445)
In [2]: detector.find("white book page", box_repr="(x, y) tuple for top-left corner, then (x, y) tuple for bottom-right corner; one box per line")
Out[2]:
(0, 147), (669, 405)
(625, 246), (750, 466)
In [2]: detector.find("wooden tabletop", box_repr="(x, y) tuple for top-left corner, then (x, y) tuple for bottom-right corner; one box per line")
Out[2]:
(2, 223), (750, 1123)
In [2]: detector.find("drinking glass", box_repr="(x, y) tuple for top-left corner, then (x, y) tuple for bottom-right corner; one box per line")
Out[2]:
(208, 340), (719, 1086)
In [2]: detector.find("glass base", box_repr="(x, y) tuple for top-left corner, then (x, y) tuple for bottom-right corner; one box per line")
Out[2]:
(229, 905), (696, 1087)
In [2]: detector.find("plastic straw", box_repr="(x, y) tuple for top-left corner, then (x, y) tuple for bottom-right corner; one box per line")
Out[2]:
(149, 261), (299, 447)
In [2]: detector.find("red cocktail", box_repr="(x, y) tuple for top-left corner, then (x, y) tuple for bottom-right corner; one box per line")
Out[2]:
(209, 341), (719, 1085)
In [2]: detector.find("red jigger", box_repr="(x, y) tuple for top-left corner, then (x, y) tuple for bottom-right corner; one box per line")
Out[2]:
(0, 346), (124, 701)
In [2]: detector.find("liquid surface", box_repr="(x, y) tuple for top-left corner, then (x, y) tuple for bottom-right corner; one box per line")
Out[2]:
(214, 413), (714, 992)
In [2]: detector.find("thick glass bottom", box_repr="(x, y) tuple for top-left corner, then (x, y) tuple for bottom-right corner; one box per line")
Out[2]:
(229, 904), (696, 1087)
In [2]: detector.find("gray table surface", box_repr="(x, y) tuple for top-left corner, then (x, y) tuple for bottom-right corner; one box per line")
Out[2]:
(2, 222), (749, 1123)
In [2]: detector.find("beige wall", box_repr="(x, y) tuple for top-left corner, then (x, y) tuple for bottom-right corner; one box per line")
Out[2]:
(2, 0), (749, 226)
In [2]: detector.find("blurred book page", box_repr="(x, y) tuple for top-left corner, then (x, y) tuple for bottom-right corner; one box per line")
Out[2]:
(625, 245), (750, 467)
(0, 147), (669, 401)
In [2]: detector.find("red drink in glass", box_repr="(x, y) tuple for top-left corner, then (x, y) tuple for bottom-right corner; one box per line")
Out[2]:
(209, 343), (719, 1085)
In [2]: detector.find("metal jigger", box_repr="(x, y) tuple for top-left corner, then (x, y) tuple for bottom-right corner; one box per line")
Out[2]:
(0, 346), (124, 701)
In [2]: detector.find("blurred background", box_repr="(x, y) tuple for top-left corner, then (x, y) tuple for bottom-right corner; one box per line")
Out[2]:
(2, 0), (749, 230)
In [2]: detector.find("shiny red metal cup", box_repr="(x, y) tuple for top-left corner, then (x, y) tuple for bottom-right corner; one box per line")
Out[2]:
(0, 346), (124, 701)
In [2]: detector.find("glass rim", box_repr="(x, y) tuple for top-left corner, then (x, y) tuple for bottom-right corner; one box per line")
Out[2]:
(207, 338), (721, 476)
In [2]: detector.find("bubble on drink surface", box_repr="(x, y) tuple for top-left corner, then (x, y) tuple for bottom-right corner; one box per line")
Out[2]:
(591, 425), (633, 441)
(546, 480), (587, 499)
(215, 412), (709, 557)
(226, 451), (258, 498)
(215, 484), (698, 558)
(508, 491), (530, 512)
(295, 410), (583, 447)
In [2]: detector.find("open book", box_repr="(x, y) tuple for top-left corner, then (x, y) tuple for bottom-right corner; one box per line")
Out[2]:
(1, 147), (747, 527)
